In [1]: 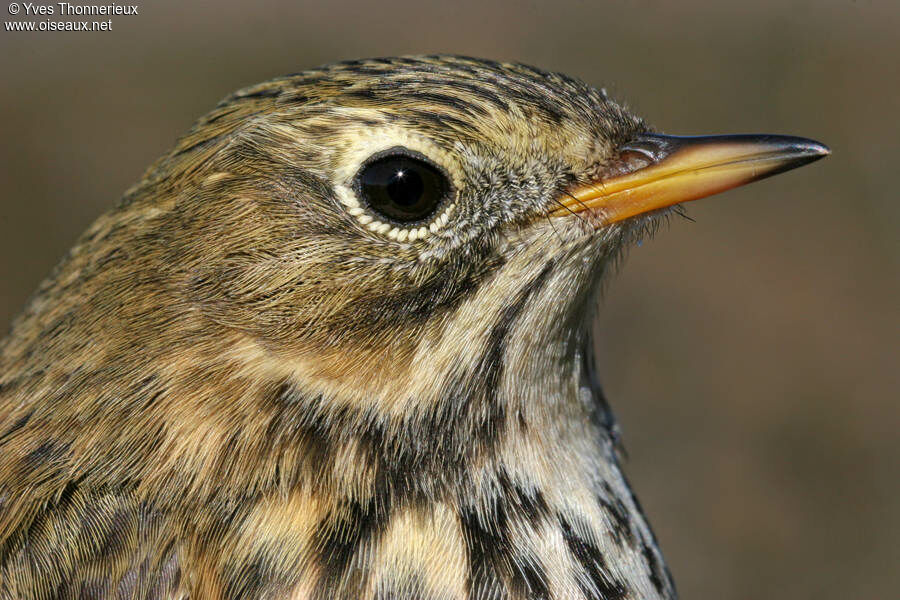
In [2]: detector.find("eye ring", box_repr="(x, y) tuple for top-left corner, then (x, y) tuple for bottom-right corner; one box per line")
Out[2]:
(353, 147), (453, 227)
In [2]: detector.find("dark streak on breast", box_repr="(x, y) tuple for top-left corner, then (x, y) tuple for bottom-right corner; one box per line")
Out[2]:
(313, 496), (386, 598)
(559, 515), (629, 600)
(598, 482), (636, 548)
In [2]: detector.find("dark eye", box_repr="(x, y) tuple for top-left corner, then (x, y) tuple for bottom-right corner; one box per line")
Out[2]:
(356, 153), (449, 223)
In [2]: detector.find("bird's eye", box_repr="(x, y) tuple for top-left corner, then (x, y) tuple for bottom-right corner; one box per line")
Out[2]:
(356, 153), (449, 223)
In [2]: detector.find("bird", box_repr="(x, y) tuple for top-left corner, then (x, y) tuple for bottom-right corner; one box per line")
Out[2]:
(0, 55), (828, 599)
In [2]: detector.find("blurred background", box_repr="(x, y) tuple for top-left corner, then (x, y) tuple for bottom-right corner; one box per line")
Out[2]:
(1, 1), (896, 597)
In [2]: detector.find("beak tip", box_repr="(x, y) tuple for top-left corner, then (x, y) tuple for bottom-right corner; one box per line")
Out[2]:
(785, 138), (831, 174)
(791, 137), (831, 162)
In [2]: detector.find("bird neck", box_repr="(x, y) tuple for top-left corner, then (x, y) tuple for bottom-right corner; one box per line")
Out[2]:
(232, 318), (676, 599)
(203, 256), (676, 599)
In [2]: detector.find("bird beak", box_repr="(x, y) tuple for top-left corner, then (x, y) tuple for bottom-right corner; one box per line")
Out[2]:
(551, 133), (830, 223)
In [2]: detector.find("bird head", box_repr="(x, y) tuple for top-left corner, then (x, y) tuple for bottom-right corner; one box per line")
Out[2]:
(126, 56), (826, 412)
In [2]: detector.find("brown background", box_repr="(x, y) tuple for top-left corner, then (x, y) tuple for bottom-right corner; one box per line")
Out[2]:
(1, 1), (897, 598)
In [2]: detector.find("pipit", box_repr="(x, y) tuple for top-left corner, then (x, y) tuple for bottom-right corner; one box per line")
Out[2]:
(0, 56), (828, 599)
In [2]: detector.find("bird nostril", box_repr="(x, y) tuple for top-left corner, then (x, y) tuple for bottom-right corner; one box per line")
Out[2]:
(597, 148), (655, 179)
(618, 150), (654, 172)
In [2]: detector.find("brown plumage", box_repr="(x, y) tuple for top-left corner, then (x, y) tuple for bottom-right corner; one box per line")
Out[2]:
(0, 56), (827, 599)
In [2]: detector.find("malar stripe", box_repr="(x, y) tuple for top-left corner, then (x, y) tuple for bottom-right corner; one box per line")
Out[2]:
(468, 261), (555, 442)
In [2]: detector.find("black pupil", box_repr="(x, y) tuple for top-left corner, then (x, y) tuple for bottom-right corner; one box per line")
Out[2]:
(358, 154), (447, 223)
